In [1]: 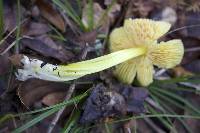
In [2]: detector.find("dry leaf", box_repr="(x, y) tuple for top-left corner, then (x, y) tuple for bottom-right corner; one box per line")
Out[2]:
(42, 92), (65, 106)
(21, 22), (51, 36)
(21, 36), (74, 62)
(0, 53), (11, 75)
(35, 0), (65, 32)
(18, 79), (68, 107)
(3, 1), (16, 32)
(171, 66), (193, 77)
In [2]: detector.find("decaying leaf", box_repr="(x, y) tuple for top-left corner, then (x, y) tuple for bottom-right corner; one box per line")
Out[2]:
(42, 91), (66, 106)
(0, 53), (11, 75)
(82, 2), (120, 32)
(3, 0), (16, 32)
(118, 85), (148, 113)
(35, 0), (65, 32)
(184, 60), (200, 74)
(76, 30), (98, 45)
(80, 84), (148, 123)
(126, 0), (154, 18)
(150, 7), (177, 25)
(21, 21), (51, 36)
(0, 79), (5, 96)
(178, 11), (200, 40)
(21, 36), (75, 62)
(17, 79), (68, 108)
(171, 66), (193, 77)
(9, 54), (23, 67)
(181, 38), (200, 65)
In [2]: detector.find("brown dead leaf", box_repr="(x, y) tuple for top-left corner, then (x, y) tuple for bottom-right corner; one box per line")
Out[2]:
(182, 38), (200, 65)
(0, 53), (11, 75)
(21, 36), (74, 62)
(35, 0), (65, 32)
(126, 0), (154, 18)
(76, 30), (98, 45)
(3, 1), (16, 32)
(184, 60), (200, 74)
(21, 21), (51, 36)
(177, 11), (200, 40)
(18, 79), (69, 107)
(42, 92), (65, 106)
(9, 54), (23, 67)
(82, 2), (120, 33)
(171, 66), (193, 77)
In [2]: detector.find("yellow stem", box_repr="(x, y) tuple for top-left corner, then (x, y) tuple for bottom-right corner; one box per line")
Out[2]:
(56, 47), (146, 77)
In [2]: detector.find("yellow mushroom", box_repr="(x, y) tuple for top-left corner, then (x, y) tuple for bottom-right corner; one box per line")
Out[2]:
(110, 18), (184, 86)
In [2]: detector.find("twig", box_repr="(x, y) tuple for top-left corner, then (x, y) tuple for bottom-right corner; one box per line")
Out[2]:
(47, 83), (76, 133)
(185, 47), (200, 52)
(47, 46), (89, 133)
(154, 69), (167, 77)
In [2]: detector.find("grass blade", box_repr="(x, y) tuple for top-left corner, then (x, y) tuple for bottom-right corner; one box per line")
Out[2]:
(62, 109), (81, 133)
(87, 0), (94, 31)
(14, 90), (89, 117)
(150, 87), (200, 114)
(12, 107), (61, 133)
(52, 0), (86, 31)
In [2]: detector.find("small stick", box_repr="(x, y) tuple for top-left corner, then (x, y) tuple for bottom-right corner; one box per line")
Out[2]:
(185, 47), (200, 52)
(47, 83), (76, 133)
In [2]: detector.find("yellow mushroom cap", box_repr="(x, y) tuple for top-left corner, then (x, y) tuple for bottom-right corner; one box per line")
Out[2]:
(110, 18), (184, 86)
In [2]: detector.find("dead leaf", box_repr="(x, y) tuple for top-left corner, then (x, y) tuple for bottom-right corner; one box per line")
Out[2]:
(0, 53), (11, 75)
(171, 66), (193, 77)
(21, 21), (51, 36)
(82, 2), (120, 33)
(182, 38), (200, 65)
(0, 79), (6, 96)
(118, 85), (148, 113)
(18, 79), (69, 107)
(76, 30), (98, 45)
(177, 11), (200, 40)
(150, 7), (177, 25)
(35, 0), (65, 32)
(3, 1), (16, 32)
(42, 92), (65, 106)
(21, 36), (75, 62)
(184, 60), (200, 74)
(9, 54), (23, 67)
(126, 0), (154, 18)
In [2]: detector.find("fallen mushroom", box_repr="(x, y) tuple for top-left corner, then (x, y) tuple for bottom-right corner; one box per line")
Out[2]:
(16, 19), (184, 86)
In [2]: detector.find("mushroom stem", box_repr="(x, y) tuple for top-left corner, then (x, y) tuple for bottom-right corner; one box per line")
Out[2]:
(16, 47), (146, 82)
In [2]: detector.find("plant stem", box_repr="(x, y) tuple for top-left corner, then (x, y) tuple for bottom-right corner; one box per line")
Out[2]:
(47, 83), (76, 133)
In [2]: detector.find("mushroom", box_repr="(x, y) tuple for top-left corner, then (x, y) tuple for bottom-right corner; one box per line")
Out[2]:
(110, 18), (184, 86)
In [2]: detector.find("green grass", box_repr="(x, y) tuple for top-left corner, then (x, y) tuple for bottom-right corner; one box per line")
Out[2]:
(12, 90), (89, 133)
(52, 0), (86, 31)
